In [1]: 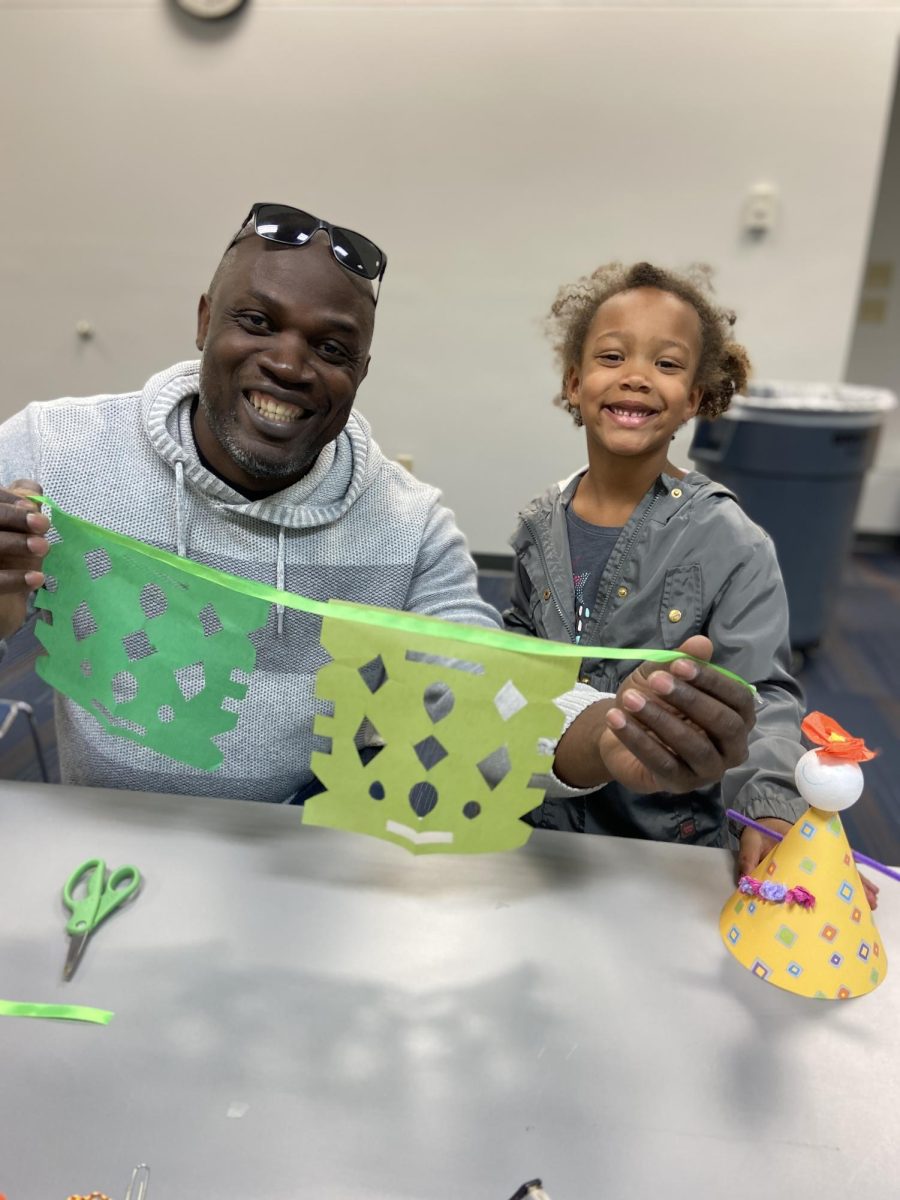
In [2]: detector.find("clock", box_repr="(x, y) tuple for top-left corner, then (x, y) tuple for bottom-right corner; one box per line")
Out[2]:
(174, 0), (248, 19)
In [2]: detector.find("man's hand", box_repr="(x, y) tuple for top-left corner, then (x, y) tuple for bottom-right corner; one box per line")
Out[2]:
(737, 816), (880, 911)
(0, 481), (48, 641)
(554, 635), (754, 793)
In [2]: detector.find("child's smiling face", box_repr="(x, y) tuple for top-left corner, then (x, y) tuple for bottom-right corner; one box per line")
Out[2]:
(567, 287), (704, 466)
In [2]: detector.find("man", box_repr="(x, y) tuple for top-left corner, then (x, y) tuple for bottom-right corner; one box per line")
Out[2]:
(0, 203), (753, 811)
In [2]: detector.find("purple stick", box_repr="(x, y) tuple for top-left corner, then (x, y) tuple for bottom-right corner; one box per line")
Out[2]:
(726, 809), (900, 884)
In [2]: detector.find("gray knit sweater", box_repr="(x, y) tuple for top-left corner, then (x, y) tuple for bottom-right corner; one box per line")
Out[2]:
(0, 361), (518, 802)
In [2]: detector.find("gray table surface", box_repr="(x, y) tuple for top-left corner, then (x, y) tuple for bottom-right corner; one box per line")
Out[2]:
(0, 779), (897, 1199)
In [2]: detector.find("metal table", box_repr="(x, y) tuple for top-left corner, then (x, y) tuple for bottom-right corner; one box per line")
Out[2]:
(0, 780), (896, 1198)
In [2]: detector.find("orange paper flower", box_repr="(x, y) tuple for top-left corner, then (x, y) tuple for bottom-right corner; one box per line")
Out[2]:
(801, 711), (877, 762)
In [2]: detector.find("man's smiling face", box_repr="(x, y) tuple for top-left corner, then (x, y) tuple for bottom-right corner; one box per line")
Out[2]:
(193, 232), (374, 493)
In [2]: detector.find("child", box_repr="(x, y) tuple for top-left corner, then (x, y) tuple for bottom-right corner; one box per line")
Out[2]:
(504, 261), (807, 870)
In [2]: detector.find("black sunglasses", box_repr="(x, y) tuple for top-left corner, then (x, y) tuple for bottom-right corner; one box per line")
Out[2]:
(227, 203), (387, 302)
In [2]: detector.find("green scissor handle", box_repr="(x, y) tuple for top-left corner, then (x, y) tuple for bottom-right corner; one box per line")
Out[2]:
(63, 858), (142, 937)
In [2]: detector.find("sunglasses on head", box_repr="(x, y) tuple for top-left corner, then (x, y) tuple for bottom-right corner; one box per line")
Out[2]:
(227, 203), (387, 302)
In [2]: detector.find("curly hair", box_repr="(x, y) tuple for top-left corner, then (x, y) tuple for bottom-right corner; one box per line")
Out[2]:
(547, 261), (751, 425)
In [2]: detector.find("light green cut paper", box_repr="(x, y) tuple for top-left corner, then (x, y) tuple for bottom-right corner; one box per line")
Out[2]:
(305, 606), (577, 854)
(34, 502), (270, 770)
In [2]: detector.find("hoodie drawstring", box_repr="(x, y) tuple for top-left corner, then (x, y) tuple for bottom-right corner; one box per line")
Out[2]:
(175, 461), (187, 558)
(276, 526), (285, 636)
(175, 457), (287, 636)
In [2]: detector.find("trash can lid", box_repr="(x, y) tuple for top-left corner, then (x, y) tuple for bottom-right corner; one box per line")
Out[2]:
(737, 381), (896, 414)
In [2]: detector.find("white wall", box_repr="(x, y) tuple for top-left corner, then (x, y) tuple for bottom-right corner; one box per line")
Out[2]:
(2, 0), (899, 553)
(846, 54), (900, 536)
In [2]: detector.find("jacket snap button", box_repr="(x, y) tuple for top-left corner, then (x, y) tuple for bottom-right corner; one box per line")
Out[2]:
(542, 589), (551, 601)
(579, 675), (591, 684)
(617, 586), (628, 598)
(668, 608), (683, 623)
(671, 487), (683, 498)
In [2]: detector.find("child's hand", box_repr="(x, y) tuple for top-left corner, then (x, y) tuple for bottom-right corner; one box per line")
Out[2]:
(737, 817), (880, 911)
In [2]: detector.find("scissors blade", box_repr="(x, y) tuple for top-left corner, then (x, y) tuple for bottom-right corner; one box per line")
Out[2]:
(63, 932), (90, 981)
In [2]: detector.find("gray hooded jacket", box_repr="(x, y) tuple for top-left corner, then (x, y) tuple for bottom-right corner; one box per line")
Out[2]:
(505, 469), (808, 844)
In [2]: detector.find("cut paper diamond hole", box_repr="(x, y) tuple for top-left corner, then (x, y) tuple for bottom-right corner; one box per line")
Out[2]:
(463, 801), (481, 819)
(42, 574), (58, 593)
(413, 735), (448, 770)
(174, 661), (205, 702)
(354, 716), (385, 765)
(409, 781), (439, 818)
(84, 547), (112, 579)
(139, 582), (168, 621)
(494, 680), (527, 720)
(122, 629), (157, 662)
(369, 781), (385, 801)
(72, 600), (98, 643)
(230, 668), (252, 686)
(423, 683), (454, 724)
(157, 705), (175, 724)
(358, 655), (388, 693)
(80, 660), (92, 678)
(198, 603), (224, 638)
(357, 743), (386, 767)
(477, 745), (511, 790)
(110, 670), (140, 705)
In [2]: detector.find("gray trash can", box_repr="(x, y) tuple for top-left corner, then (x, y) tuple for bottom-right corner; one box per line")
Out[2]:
(690, 382), (896, 652)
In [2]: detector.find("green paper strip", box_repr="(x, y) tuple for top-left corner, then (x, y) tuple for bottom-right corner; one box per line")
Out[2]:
(33, 496), (754, 691)
(0, 998), (114, 1024)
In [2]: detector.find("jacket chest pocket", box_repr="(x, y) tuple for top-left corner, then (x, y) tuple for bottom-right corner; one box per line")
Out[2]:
(659, 563), (702, 648)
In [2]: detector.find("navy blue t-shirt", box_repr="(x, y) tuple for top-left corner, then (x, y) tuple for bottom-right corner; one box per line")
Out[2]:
(565, 505), (622, 644)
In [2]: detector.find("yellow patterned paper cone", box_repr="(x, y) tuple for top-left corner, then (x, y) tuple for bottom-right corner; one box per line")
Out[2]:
(720, 807), (887, 999)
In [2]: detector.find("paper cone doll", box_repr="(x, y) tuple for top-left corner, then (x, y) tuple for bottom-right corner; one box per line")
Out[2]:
(720, 712), (886, 999)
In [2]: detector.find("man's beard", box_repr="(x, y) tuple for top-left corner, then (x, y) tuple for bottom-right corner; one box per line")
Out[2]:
(197, 387), (317, 482)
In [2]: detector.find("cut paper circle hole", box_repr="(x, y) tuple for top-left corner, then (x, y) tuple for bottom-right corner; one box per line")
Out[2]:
(409, 781), (439, 818)
(83, 547), (112, 579)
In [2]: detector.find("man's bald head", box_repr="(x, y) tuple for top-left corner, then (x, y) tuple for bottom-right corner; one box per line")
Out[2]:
(207, 226), (376, 308)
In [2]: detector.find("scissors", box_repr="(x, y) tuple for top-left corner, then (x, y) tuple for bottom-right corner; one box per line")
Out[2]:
(62, 857), (142, 981)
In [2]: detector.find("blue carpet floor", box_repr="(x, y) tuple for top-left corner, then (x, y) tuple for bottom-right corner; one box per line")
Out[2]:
(0, 551), (896, 861)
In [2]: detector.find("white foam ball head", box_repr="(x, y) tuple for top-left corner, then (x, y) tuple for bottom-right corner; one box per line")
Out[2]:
(794, 749), (864, 811)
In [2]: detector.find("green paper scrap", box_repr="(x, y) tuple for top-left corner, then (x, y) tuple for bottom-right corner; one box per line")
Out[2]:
(0, 998), (114, 1024)
(306, 609), (577, 854)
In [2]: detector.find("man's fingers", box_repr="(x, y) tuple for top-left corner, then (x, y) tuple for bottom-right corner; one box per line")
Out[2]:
(0, 569), (45, 595)
(644, 672), (753, 759)
(7, 479), (43, 501)
(604, 708), (691, 792)
(618, 684), (738, 780)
